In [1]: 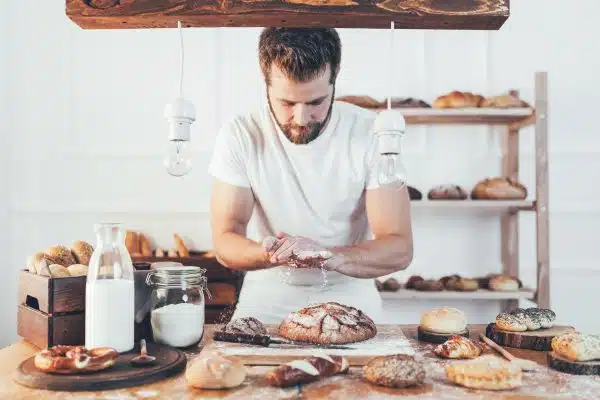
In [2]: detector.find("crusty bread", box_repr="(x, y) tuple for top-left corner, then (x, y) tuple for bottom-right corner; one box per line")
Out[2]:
(278, 302), (377, 345)
(551, 332), (600, 362)
(125, 231), (139, 255)
(223, 317), (267, 336)
(496, 308), (556, 332)
(185, 351), (246, 389)
(428, 185), (468, 200)
(471, 177), (527, 200)
(362, 354), (425, 388)
(67, 264), (89, 277)
(434, 335), (485, 359)
(446, 355), (522, 390)
(139, 234), (153, 257)
(46, 245), (77, 267)
(173, 233), (189, 258)
(71, 240), (94, 266)
(433, 91), (484, 108)
(420, 307), (467, 334)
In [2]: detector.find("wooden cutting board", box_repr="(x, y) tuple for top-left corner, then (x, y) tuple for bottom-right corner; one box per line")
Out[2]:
(547, 352), (600, 375)
(12, 341), (187, 391)
(485, 323), (575, 351)
(209, 325), (413, 366)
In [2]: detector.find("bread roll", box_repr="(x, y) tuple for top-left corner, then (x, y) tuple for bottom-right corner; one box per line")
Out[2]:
(27, 252), (57, 275)
(173, 233), (189, 258)
(46, 245), (77, 267)
(362, 354), (425, 388)
(139, 234), (153, 257)
(49, 264), (71, 278)
(488, 275), (520, 291)
(185, 351), (246, 389)
(125, 231), (139, 254)
(433, 91), (484, 108)
(481, 91), (529, 108)
(37, 259), (52, 277)
(71, 240), (94, 266)
(420, 307), (467, 334)
(336, 95), (382, 109)
(445, 355), (522, 390)
(67, 264), (89, 277)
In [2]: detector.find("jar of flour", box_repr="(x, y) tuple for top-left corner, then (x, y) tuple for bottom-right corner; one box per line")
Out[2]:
(145, 266), (210, 348)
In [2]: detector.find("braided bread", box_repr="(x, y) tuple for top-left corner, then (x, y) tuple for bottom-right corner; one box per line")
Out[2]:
(278, 302), (376, 345)
(495, 308), (556, 332)
(34, 345), (118, 374)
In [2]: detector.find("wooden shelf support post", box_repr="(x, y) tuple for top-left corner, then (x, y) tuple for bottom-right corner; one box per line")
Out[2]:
(535, 71), (550, 309)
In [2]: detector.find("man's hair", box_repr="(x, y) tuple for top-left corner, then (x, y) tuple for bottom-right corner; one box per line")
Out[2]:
(258, 28), (342, 85)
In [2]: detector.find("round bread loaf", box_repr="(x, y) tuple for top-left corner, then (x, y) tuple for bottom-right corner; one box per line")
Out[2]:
(278, 302), (376, 345)
(471, 177), (527, 200)
(223, 317), (267, 336)
(46, 245), (77, 267)
(362, 354), (425, 388)
(495, 312), (527, 332)
(414, 279), (444, 291)
(420, 307), (467, 334)
(185, 351), (246, 389)
(428, 185), (468, 200)
(71, 240), (94, 266)
(67, 264), (89, 277)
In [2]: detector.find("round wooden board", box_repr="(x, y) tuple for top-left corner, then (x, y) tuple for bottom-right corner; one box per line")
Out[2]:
(12, 341), (187, 391)
(485, 323), (575, 351)
(548, 351), (600, 375)
(417, 326), (469, 344)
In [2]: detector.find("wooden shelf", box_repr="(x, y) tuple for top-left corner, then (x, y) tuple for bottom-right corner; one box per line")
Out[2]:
(410, 200), (535, 214)
(380, 108), (535, 126)
(380, 288), (535, 301)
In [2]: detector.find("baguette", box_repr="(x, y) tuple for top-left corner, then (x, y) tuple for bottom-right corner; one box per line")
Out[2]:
(266, 355), (349, 387)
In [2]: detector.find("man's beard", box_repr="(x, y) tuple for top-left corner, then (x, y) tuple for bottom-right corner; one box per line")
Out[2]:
(267, 88), (335, 145)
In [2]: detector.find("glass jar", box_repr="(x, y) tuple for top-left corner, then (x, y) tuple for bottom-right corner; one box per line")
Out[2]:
(146, 266), (210, 348)
(86, 222), (135, 353)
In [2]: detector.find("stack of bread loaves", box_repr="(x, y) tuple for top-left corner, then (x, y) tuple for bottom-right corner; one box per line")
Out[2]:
(26, 241), (94, 278)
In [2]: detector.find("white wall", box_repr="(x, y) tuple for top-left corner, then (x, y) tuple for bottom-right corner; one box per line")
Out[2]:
(2, 0), (600, 347)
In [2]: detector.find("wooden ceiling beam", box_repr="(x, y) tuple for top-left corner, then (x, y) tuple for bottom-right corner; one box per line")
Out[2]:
(66, 0), (510, 30)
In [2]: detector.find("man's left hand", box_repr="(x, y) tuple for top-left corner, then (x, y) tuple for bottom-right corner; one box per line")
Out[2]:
(266, 233), (335, 269)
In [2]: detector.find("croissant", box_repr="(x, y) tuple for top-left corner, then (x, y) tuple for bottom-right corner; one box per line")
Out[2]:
(433, 91), (484, 108)
(434, 335), (486, 359)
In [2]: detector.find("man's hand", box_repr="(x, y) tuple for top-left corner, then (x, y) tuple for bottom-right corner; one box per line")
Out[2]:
(262, 233), (335, 269)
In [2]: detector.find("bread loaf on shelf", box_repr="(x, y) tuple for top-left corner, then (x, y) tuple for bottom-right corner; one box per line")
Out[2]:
(335, 95), (381, 109)
(471, 177), (527, 200)
(433, 91), (484, 108)
(481, 90), (530, 108)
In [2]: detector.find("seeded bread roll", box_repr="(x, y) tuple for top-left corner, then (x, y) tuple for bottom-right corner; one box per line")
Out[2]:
(278, 302), (377, 345)
(71, 240), (94, 266)
(362, 354), (425, 388)
(46, 245), (77, 267)
(495, 308), (556, 332)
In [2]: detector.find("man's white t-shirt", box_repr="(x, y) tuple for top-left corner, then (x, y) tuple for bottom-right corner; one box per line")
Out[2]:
(208, 100), (384, 323)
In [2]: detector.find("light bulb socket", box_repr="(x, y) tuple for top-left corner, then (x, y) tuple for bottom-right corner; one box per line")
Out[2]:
(165, 97), (196, 141)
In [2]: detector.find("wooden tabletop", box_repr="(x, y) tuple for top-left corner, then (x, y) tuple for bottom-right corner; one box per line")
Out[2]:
(1, 324), (599, 399)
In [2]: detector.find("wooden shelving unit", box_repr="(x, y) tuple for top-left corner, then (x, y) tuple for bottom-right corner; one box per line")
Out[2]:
(381, 72), (550, 311)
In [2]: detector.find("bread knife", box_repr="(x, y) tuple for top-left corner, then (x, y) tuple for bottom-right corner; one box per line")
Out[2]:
(213, 331), (355, 350)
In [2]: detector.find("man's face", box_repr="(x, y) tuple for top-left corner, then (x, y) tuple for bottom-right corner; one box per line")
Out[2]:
(266, 64), (334, 145)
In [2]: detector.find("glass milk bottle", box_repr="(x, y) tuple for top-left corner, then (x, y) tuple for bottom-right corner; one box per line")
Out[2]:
(85, 223), (135, 353)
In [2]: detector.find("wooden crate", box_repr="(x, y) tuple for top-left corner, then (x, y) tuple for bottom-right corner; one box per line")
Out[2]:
(17, 304), (85, 349)
(18, 270), (86, 314)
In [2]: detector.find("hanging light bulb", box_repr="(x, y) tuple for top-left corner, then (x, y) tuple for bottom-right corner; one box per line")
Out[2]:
(164, 97), (195, 177)
(164, 21), (196, 177)
(371, 21), (408, 190)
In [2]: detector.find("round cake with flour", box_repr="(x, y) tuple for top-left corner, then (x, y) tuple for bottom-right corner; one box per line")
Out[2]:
(278, 302), (377, 345)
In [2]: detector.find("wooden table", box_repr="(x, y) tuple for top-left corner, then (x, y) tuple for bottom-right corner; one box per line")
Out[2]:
(1, 324), (599, 399)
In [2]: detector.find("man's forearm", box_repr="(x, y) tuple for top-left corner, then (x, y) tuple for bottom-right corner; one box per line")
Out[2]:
(214, 232), (272, 271)
(328, 235), (413, 279)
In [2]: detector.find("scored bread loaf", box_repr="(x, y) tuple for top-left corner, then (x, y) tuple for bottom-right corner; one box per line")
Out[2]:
(278, 302), (377, 345)
(266, 355), (349, 387)
(46, 245), (77, 267)
(471, 177), (527, 200)
(433, 91), (484, 108)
